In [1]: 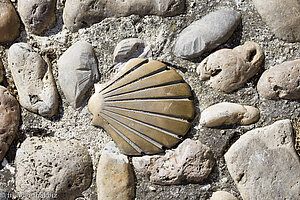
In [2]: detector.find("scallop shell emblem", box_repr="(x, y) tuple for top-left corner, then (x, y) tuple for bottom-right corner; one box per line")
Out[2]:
(88, 58), (195, 155)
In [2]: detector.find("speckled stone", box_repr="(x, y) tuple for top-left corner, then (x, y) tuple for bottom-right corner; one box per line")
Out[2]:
(225, 120), (300, 200)
(15, 137), (93, 200)
(257, 59), (300, 100)
(197, 41), (264, 92)
(174, 8), (241, 59)
(0, 0), (20, 43)
(18, 0), (56, 35)
(0, 59), (4, 83)
(58, 41), (99, 109)
(97, 141), (135, 200)
(63, 0), (186, 32)
(253, 0), (300, 42)
(132, 139), (214, 185)
(200, 102), (260, 127)
(8, 43), (59, 117)
(0, 86), (20, 162)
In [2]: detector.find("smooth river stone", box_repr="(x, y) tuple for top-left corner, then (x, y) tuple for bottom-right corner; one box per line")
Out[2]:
(97, 141), (135, 200)
(210, 191), (238, 200)
(257, 59), (300, 100)
(0, 86), (20, 162)
(58, 41), (99, 109)
(63, 0), (186, 32)
(174, 8), (241, 59)
(0, 0), (20, 43)
(132, 139), (214, 185)
(225, 120), (300, 200)
(197, 41), (264, 93)
(253, 0), (300, 42)
(200, 102), (260, 127)
(15, 137), (93, 200)
(8, 43), (59, 117)
(18, 0), (56, 35)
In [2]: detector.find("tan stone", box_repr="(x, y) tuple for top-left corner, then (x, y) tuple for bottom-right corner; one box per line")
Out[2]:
(197, 41), (264, 93)
(210, 191), (238, 200)
(0, 0), (20, 43)
(97, 141), (135, 200)
(253, 0), (300, 42)
(0, 59), (4, 83)
(257, 59), (300, 100)
(88, 58), (194, 155)
(0, 86), (20, 162)
(200, 102), (260, 127)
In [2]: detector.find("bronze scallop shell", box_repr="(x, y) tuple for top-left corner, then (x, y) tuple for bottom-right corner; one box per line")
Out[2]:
(88, 58), (195, 155)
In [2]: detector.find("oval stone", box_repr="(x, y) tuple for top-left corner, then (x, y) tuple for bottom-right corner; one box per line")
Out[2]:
(257, 59), (300, 100)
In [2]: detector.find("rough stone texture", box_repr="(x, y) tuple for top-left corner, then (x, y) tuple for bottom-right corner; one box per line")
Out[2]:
(0, 190), (8, 200)
(8, 43), (58, 117)
(257, 59), (300, 100)
(210, 191), (238, 200)
(132, 139), (215, 185)
(58, 41), (99, 109)
(18, 0), (56, 35)
(253, 0), (300, 42)
(0, 60), (3, 83)
(225, 120), (300, 200)
(96, 141), (135, 200)
(63, 0), (186, 32)
(200, 102), (260, 127)
(174, 8), (241, 59)
(197, 41), (264, 93)
(294, 118), (300, 153)
(0, 0), (20, 43)
(15, 137), (93, 200)
(113, 38), (152, 63)
(0, 86), (20, 162)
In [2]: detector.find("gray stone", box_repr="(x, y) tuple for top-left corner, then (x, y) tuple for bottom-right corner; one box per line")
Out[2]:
(197, 41), (264, 92)
(174, 8), (241, 59)
(225, 120), (300, 200)
(113, 38), (152, 64)
(200, 102), (260, 127)
(18, 0), (56, 35)
(132, 139), (214, 185)
(0, 86), (20, 162)
(0, 190), (8, 200)
(63, 0), (186, 32)
(96, 141), (135, 200)
(253, 0), (300, 42)
(0, 0), (20, 43)
(210, 191), (238, 200)
(8, 43), (58, 117)
(15, 137), (93, 200)
(257, 59), (300, 100)
(58, 41), (99, 108)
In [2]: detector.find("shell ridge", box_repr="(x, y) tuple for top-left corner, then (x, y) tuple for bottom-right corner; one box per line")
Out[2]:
(102, 110), (164, 149)
(102, 69), (184, 98)
(99, 58), (149, 94)
(103, 108), (181, 139)
(103, 81), (188, 99)
(101, 64), (167, 96)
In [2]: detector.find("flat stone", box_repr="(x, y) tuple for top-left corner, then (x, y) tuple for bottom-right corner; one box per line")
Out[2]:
(18, 0), (56, 35)
(257, 59), (300, 100)
(8, 43), (58, 117)
(97, 141), (135, 200)
(113, 38), (152, 64)
(200, 102), (260, 127)
(0, 0), (20, 43)
(63, 0), (185, 32)
(15, 137), (93, 200)
(174, 8), (241, 59)
(253, 0), (300, 42)
(197, 41), (264, 92)
(225, 120), (300, 200)
(0, 86), (20, 162)
(58, 41), (99, 108)
(132, 139), (214, 185)
(210, 191), (238, 200)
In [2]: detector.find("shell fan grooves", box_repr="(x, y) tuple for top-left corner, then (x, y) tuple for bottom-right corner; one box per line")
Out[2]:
(88, 58), (195, 155)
